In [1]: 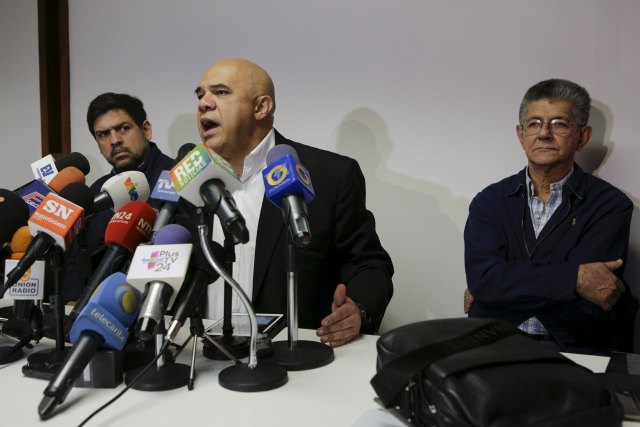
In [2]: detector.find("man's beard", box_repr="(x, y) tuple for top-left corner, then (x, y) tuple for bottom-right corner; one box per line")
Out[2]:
(110, 150), (144, 173)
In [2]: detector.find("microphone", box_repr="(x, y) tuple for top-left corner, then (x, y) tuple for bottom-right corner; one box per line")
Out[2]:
(7, 226), (40, 321)
(126, 224), (193, 341)
(3, 185), (93, 294)
(93, 171), (151, 212)
(149, 143), (197, 242)
(69, 201), (156, 321)
(262, 144), (315, 246)
(166, 240), (223, 342)
(17, 166), (87, 214)
(9, 226), (32, 259)
(23, 152), (91, 190)
(38, 272), (142, 420)
(54, 152), (91, 176)
(169, 143), (248, 244)
(0, 189), (30, 245)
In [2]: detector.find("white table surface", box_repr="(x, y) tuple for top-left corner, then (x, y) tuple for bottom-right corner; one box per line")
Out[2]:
(0, 323), (382, 427)
(0, 315), (637, 427)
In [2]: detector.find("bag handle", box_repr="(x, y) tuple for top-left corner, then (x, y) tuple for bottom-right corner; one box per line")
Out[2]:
(371, 320), (520, 407)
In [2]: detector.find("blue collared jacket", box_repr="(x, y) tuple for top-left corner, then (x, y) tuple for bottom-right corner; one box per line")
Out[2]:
(464, 164), (636, 354)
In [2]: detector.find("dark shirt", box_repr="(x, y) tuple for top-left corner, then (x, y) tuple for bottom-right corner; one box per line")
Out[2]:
(62, 142), (173, 300)
(464, 164), (636, 354)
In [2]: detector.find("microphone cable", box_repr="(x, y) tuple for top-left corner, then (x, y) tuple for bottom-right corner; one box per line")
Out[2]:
(76, 334), (191, 427)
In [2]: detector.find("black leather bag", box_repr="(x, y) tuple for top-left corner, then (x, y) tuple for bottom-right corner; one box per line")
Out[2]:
(371, 318), (623, 427)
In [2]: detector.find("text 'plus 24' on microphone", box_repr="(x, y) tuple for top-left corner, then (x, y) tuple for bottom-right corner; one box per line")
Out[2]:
(69, 200), (156, 321)
(3, 184), (94, 296)
(262, 144), (315, 246)
(38, 272), (142, 420)
(168, 143), (249, 244)
(126, 224), (193, 341)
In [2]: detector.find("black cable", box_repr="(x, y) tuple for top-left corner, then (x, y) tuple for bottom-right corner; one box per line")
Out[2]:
(77, 339), (172, 427)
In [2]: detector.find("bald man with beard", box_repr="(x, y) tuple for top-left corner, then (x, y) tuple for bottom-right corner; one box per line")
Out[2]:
(196, 59), (394, 347)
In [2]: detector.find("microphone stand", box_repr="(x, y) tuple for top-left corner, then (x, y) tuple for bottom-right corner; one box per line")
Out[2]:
(0, 305), (37, 365)
(198, 223), (287, 392)
(203, 230), (250, 360)
(261, 232), (334, 370)
(124, 318), (190, 391)
(23, 246), (72, 378)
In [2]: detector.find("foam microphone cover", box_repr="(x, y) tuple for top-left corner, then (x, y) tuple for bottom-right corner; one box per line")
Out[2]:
(266, 144), (300, 164)
(153, 224), (192, 244)
(0, 189), (30, 244)
(10, 226), (32, 253)
(176, 143), (196, 162)
(58, 182), (95, 215)
(105, 201), (156, 252)
(48, 167), (86, 193)
(54, 152), (91, 176)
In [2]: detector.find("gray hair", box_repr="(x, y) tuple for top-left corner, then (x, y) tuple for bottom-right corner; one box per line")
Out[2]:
(518, 79), (591, 127)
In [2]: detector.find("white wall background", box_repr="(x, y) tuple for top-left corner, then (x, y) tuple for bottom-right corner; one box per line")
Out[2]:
(4, 1), (640, 339)
(0, 0), (41, 189)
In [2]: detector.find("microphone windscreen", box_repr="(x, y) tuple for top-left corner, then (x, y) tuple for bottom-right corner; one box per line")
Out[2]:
(176, 143), (196, 164)
(48, 167), (85, 193)
(10, 225), (32, 253)
(0, 189), (30, 244)
(105, 201), (156, 253)
(58, 183), (94, 214)
(266, 144), (299, 165)
(153, 224), (192, 244)
(55, 152), (91, 176)
(69, 272), (141, 348)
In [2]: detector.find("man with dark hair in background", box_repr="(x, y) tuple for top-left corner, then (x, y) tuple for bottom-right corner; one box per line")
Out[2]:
(63, 93), (173, 301)
(463, 79), (636, 355)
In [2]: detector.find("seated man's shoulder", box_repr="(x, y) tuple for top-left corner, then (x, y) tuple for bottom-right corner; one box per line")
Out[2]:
(89, 173), (112, 195)
(581, 172), (632, 206)
(288, 140), (353, 166)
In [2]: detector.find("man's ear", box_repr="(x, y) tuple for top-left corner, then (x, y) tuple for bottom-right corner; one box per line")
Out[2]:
(254, 96), (274, 120)
(143, 120), (153, 141)
(576, 125), (592, 152)
(516, 124), (526, 150)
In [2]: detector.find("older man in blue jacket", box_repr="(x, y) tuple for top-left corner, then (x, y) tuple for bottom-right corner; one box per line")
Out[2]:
(464, 79), (636, 355)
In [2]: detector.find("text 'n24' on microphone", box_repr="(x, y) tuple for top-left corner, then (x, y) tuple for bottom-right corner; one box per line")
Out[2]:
(93, 170), (151, 213)
(126, 224), (192, 341)
(262, 144), (315, 246)
(0, 189), (30, 246)
(38, 272), (142, 420)
(3, 185), (93, 296)
(169, 143), (248, 244)
(69, 200), (156, 321)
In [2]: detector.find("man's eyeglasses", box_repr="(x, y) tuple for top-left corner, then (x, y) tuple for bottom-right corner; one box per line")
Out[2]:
(520, 118), (577, 136)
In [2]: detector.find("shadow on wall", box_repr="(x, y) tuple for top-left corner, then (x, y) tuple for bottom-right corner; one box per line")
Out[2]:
(577, 102), (640, 352)
(575, 101), (610, 174)
(331, 108), (466, 333)
(167, 113), (201, 157)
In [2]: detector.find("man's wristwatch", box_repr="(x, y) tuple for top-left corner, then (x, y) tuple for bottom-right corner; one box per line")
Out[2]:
(354, 300), (373, 333)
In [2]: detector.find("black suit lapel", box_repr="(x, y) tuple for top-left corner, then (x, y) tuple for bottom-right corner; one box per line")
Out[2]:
(253, 196), (285, 299)
(252, 129), (289, 299)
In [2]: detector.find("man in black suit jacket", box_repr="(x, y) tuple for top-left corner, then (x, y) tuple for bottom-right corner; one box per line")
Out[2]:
(196, 58), (393, 347)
